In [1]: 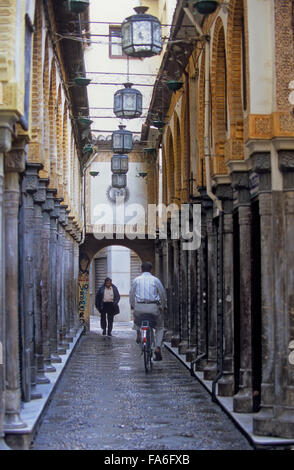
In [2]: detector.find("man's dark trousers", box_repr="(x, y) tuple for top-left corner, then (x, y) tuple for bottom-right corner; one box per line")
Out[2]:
(101, 302), (115, 334)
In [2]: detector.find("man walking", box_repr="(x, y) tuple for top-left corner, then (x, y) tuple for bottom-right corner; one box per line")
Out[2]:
(130, 261), (167, 361)
(95, 277), (120, 336)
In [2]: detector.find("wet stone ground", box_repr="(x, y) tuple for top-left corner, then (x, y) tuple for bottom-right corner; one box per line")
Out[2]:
(32, 322), (253, 451)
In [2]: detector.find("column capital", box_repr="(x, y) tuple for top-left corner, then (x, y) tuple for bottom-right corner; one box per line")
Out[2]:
(4, 136), (27, 173)
(24, 163), (43, 194)
(0, 112), (18, 153)
(33, 178), (48, 205)
(214, 184), (233, 214)
(278, 150), (294, 190)
(230, 171), (250, 206)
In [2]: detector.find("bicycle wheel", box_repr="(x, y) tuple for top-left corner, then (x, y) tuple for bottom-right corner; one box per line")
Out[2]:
(143, 330), (152, 373)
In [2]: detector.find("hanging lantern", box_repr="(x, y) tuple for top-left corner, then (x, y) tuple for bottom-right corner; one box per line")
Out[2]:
(112, 125), (133, 154)
(151, 119), (165, 129)
(111, 154), (129, 174)
(166, 80), (183, 92)
(68, 0), (90, 14)
(121, 6), (162, 58)
(74, 76), (92, 87)
(192, 0), (219, 15)
(77, 117), (93, 128)
(114, 83), (142, 119)
(112, 174), (127, 189)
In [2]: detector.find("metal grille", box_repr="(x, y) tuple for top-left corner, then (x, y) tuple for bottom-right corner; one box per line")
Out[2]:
(130, 253), (141, 283)
(94, 256), (107, 294)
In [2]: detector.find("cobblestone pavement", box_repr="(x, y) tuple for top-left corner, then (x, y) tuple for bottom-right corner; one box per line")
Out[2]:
(32, 320), (253, 450)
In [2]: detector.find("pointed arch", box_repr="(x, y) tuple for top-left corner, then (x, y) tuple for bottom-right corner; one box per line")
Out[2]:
(180, 94), (189, 201)
(28, 1), (43, 164)
(174, 113), (181, 204)
(40, 33), (50, 178)
(226, 0), (246, 160)
(56, 84), (63, 197)
(165, 126), (175, 205)
(48, 58), (57, 188)
(197, 51), (206, 187)
(62, 100), (69, 205)
(161, 145), (167, 206)
(211, 17), (228, 175)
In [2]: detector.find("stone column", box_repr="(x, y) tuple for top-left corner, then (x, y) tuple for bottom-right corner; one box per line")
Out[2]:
(171, 240), (181, 347)
(59, 205), (70, 348)
(249, 152), (275, 434)
(166, 241), (175, 341)
(55, 201), (67, 354)
(203, 205), (217, 381)
(33, 179), (50, 384)
(67, 216), (76, 337)
(3, 139), (27, 430)
(195, 192), (211, 371)
(49, 191), (61, 364)
(231, 172), (253, 413)
(178, 247), (188, 355)
(254, 150), (294, 438)
(185, 246), (197, 362)
(0, 153), (9, 448)
(40, 187), (56, 373)
(215, 185), (235, 396)
(73, 237), (80, 332)
(20, 163), (42, 400)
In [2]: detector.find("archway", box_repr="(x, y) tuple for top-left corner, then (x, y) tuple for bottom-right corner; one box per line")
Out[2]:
(211, 18), (228, 176)
(89, 245), (142, 332)
(78, 235), (156, 329)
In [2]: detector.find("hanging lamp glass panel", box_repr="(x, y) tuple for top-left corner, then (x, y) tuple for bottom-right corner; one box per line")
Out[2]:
(113, 83), (142, 119)
(193, 0), (219, 15)
(111, 154), (129, 174)
(68, 0), (90, 14)
(112, 125), (133, 153)
(112, 174), (127, 189)
(122, 7), (162, 58)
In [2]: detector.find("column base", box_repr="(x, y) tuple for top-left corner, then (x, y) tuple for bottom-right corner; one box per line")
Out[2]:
(4, 412), (27, 431)
(253, 408), (294, 439)
(164, 330), (173, 342)
(203, 362), (218, 381)
(171, 336), (180, 347)
(217, 374), (235, 397)
(50, 353), (62, 363)
(185, 349), (196, 362)
(233, 389), (253, 413)
(43, 362), (56, 373)
(178, 341), (188, 355)
(35, 373), (50, 385)
(30, 385), (42, 400)
(57, 347), (67, 355)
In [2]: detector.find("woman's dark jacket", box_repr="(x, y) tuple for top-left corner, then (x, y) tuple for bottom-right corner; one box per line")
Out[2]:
(95, 284), (120, 315)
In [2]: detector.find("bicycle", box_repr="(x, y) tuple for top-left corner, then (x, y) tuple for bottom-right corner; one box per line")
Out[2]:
(136, 314), (157, 373)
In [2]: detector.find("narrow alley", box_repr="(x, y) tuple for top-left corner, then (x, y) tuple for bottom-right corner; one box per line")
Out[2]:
(32, 320), (252, 451)
(2, 0), (294, 452)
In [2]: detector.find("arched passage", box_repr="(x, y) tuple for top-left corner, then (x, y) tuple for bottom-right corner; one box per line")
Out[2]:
(78, 235), (156, 329)
(89, 245), (142, 331)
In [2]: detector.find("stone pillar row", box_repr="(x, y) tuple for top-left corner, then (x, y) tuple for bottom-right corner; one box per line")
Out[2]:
(159, 149), (294, 439)
(1, 160), (82, 439)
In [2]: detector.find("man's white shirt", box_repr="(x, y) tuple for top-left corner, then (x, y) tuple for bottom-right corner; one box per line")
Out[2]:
(129, 272), (167, 308)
